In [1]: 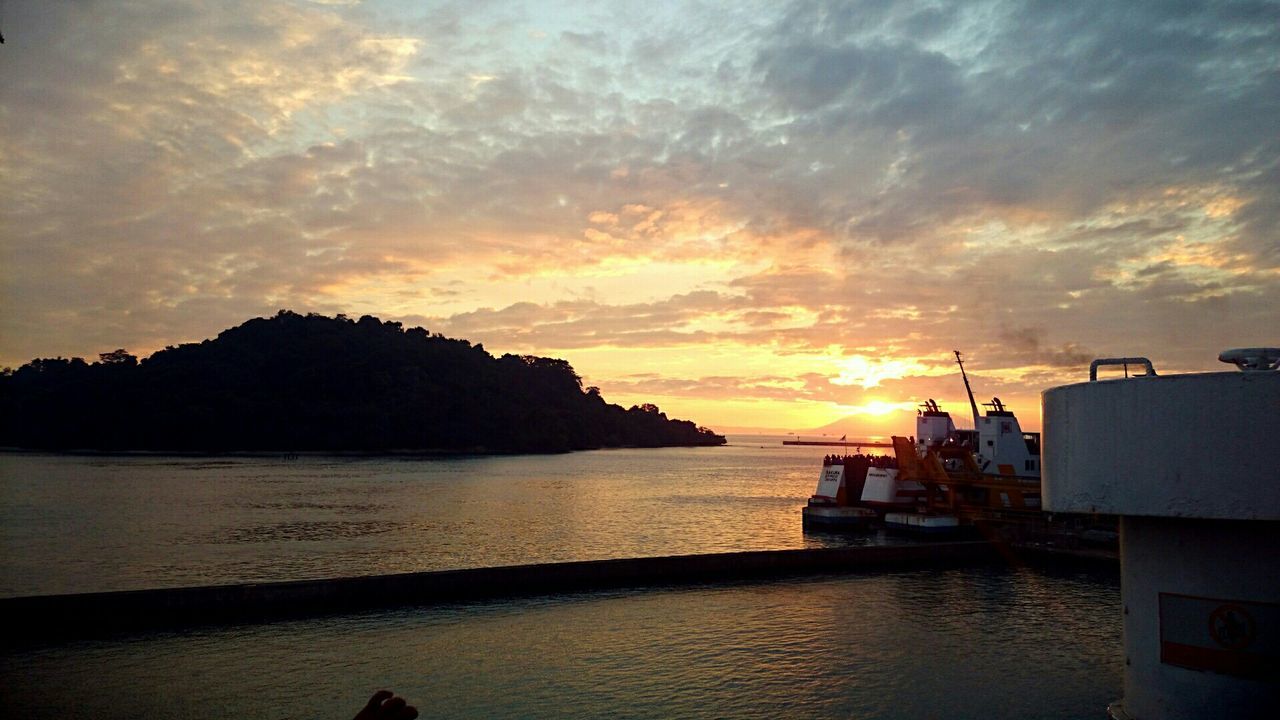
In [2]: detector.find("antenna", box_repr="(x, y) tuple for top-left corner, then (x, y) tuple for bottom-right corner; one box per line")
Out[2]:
(954, 350), (980, 428)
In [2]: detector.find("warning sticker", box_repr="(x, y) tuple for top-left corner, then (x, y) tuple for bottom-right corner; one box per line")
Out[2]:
(1159, 592), (1280, 681)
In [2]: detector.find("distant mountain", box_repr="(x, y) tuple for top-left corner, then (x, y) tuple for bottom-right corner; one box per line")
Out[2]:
(708, 425), (793, 436)
(804, 416), (897, 442)
(0, 311), (726, 453)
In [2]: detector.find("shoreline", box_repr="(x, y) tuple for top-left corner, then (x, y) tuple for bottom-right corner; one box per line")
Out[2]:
(0, 441), (729, 459)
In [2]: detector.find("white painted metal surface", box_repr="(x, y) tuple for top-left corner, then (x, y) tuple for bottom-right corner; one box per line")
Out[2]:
(1042, 371), (1280, 520)
(813, 463), (843, 501)
(975, 406), (1040, 478)
(802, 505), (876, 524)
(1218, 347), (1280, 372)
(916, 407), (955, 446)
(883, 512), (958, 532)
(1043, 351), (1280, 720)
(860, 468), (898, 504)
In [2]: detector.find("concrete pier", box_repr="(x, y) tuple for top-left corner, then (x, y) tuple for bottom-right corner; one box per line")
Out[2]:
(3, 543), (1006, 642)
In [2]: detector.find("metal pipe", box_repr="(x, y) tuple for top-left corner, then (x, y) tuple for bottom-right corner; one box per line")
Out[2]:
(1089, 357), (1156, 381)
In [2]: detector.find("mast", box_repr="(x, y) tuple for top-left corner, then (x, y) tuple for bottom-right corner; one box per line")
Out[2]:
(954, 350), (981, 428)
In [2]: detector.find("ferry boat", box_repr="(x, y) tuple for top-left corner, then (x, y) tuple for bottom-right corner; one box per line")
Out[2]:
(799, 397), (952, 530)
(802, 352), (1043, 534)
(800, 452), (907, 528)
(883, 397), (1042, 533)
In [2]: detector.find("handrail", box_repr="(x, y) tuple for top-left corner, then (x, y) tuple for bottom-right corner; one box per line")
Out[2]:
(1090, 357), (1157, 381)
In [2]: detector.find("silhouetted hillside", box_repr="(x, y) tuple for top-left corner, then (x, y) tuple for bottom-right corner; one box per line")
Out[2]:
(0, 311), (726, 453)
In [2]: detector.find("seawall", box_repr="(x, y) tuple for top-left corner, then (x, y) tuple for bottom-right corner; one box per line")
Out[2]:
(2, 543), (1020, 642)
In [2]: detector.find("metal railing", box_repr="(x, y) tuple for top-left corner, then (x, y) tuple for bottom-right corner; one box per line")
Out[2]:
(1089, 357), (1157, 381)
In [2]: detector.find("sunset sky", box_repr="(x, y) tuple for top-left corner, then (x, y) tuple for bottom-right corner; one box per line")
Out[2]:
(2, 0), (1277, 435)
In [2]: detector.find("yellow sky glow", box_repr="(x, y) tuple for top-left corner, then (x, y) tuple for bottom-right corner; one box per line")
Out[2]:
(1, 0), (1274, 440)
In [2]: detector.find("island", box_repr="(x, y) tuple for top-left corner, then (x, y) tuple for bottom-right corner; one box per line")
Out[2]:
(0, 311), (727, 453)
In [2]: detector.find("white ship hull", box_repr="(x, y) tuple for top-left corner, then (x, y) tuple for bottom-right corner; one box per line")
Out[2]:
(802, 504), (878, 527)
(884, 512), (960, 533)
(859, 468), (925, 507)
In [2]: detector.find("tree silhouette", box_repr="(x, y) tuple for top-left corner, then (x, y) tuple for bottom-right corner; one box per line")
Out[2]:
(98, 349), (137, 366)
(0, 311), (726, 453)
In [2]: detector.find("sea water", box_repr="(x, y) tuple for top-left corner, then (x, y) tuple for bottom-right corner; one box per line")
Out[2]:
(0, 439), (1122, 718)
(0, 437), (884, 596)
(1, 566), (1121, 719)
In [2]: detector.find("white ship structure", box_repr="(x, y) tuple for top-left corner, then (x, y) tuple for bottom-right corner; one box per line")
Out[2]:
(802, 352), (1044, 533)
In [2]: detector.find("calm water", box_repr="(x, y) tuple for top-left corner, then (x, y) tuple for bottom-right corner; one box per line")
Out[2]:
(0, 439), (1123, 718)
(1, 438), (880, 597)
(1, 567), (1122, 719)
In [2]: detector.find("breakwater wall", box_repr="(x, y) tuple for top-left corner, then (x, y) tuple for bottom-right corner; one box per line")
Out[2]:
(2, 543), (1014, 642)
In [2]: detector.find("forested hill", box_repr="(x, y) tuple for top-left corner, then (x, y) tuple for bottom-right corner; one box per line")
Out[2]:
(0, 311), (726, 453)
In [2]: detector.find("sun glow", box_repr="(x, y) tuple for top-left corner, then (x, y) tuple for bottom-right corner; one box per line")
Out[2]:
(829, 355), (927, 389)
(836, 399), (918, 416)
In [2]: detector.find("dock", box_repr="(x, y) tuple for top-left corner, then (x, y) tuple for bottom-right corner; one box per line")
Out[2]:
(5, 543), (1006, 642)
(782, 440), (893, 447)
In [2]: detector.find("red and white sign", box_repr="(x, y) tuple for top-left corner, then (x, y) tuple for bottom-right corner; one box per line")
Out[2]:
(1159, 592), (1280, 680)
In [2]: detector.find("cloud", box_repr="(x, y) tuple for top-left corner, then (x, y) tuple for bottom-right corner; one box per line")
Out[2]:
(1, 0), (425, 356)
(737, 1), (1280, 254)
(997, 326), (1093, 368)
(1, 0), (1277, 430)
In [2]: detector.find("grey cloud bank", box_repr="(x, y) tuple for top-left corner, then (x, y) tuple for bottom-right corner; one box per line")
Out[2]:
(0, 0), (1276, 413)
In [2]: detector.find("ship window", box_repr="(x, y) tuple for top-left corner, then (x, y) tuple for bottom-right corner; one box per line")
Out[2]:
(987, 440), (993, 447)
(1025, 460), (1035, 471)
